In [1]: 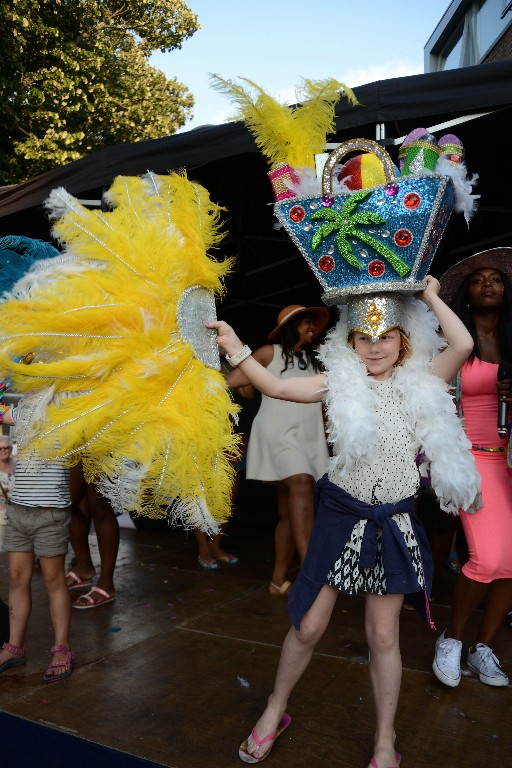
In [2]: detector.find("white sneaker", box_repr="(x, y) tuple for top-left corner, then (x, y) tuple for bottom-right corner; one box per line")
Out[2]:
(433, 631), (462, 687)
(467, 643), (509, 687)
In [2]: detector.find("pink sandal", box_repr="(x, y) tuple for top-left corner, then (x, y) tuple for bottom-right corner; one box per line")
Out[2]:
(65, 570), (93, 591)
(0, 642), (27, 672)
(73, 586), (115, 609)
(239, 713), (291, 763)
(370, 752), (402, 768)
(44, 644), (74, 683)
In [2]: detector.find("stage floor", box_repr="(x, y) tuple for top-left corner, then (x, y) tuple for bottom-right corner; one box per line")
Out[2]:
(0, 509), (510, 768)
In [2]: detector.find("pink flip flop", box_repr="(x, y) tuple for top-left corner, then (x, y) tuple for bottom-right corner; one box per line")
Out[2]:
(370, 752), (402, 768)
(73, 586), (115, 609)
(65, 570), (93, 591)
(239, 713), (291, 763)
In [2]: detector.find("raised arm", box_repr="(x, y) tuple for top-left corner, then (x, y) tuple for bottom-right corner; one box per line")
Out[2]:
(416, 275), (473, 383)
(207, 321), (325, 403)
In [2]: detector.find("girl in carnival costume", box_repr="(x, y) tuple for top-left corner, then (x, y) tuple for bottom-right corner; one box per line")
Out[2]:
(208, 75), (481, 767)
(207, 277), (480, 768)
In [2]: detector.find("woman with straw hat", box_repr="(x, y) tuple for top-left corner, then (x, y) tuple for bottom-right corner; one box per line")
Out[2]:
(432, 247), (512, 690)
(225, 304), (329, 595)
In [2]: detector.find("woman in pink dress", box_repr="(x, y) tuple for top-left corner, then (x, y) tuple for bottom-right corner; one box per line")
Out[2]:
(433, 247), (512, 688)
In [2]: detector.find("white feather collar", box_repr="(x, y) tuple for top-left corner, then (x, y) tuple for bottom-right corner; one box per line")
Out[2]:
(318, 297), (480, 514)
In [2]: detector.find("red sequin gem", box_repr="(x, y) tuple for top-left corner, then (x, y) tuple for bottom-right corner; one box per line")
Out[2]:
(439, 204), (448, 222)
(368, 260), (385, 277)
(321, 194), (334, 207)
(422, 245), (431, 263)
(403, 192), (421, 210)
(289, 205), (305, 223)
(394, 229), (412, 247)
(318, 255), (335, 273)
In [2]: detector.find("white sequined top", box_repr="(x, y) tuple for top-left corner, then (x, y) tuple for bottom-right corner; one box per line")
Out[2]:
(328, 377), (421, 505)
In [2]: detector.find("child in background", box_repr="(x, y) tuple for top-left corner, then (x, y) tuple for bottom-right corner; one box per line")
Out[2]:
(0, 403), (73, 682)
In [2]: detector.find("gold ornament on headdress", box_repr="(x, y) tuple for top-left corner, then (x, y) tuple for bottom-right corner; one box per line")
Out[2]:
(366, 303), (385, 339)
(347, 294), (407, 342)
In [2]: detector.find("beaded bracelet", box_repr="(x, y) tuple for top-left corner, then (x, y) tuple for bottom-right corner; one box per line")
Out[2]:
(225, 344), (252, 368)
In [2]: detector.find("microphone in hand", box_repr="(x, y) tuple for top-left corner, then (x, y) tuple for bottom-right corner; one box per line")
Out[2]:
(497, 361), (512, 438)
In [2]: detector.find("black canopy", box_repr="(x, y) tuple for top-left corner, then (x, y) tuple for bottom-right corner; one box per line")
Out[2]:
(1, 60), (511, 343)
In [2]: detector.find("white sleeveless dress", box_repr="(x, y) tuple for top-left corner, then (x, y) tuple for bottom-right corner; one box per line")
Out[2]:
(246, 345), (328, 482)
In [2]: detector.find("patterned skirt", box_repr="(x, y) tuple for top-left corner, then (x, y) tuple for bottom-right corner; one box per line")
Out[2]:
(326, 514), (425, 595)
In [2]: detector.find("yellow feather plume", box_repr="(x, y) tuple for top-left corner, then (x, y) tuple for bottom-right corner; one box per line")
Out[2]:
(0, 172), (239, 532)
(210, 75), (358, 170)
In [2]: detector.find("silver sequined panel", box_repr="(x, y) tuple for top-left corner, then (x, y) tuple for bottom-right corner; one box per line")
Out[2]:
(177, 286), (220, 370)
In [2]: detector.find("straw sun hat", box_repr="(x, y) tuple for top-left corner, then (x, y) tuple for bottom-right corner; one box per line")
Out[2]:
(439, 247), (512, 306)
(267, 304), (330, 342)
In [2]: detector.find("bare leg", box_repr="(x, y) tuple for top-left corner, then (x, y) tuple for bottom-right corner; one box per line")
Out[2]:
(446, 572), (488, 640)
(475, 578), (512, 647)
(243, 585), (338, 760)
(209, 524), (238, 561)
(40, 554), (72, 678)
(422, 493), (459, 599)
(0, 551), (33, 666)
(194, 525), (229, 559)
(194, 528), (215, 561)
(283, 473), (315, 563)
(68, 464), (96, 583)
(365, 593), (403, 768)
(270, 482), (296, 592)
(86, 483), (119, 595)
(66, 495), (96, 584)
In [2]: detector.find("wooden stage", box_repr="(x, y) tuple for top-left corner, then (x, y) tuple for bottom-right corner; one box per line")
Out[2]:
(0, 495), (510, 768)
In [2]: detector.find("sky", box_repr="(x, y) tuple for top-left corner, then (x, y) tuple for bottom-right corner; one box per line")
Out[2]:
(150, 0), (452, 132)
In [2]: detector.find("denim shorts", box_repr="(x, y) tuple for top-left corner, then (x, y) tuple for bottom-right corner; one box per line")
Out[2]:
(3, 503), (71, 557)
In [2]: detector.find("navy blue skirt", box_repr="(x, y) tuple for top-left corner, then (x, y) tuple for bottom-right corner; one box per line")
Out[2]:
(288, 475), (434, 629)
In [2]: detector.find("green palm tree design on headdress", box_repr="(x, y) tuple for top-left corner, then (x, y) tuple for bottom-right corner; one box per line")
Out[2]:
(311, 189), (410, 277)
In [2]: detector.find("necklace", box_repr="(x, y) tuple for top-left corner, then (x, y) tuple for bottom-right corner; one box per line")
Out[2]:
(294, 350), (307, 370)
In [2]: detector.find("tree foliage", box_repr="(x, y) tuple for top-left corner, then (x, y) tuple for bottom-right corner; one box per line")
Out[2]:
(0, 0), (200, 183)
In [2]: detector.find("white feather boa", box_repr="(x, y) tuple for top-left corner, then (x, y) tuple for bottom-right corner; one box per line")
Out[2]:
(318, 297), (481, 514)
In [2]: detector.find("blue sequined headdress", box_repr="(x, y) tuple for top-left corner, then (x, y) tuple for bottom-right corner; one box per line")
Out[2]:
(210, 78), (478, 336)
(275, 139), (456, 307)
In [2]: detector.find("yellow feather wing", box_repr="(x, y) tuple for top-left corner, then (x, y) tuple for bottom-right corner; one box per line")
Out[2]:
(0, 172), (239, 532)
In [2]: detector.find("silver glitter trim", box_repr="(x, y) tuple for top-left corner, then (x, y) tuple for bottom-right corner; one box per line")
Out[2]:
(322, 139), (396, 196)
(63, 304), (125, 313)
(409, 175), (450, 280)
(0, 332), (121, 340)
(177, 285), (220, 370)
(56, 406), (132, 459)
(37, 400), (113, 440)
(157, 360), (192, 406)
(347, 293), (407, 339)
(321, 280), (427, 306)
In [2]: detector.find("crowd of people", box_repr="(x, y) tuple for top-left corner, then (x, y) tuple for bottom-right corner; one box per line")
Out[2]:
(1, 250), (511, 768)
